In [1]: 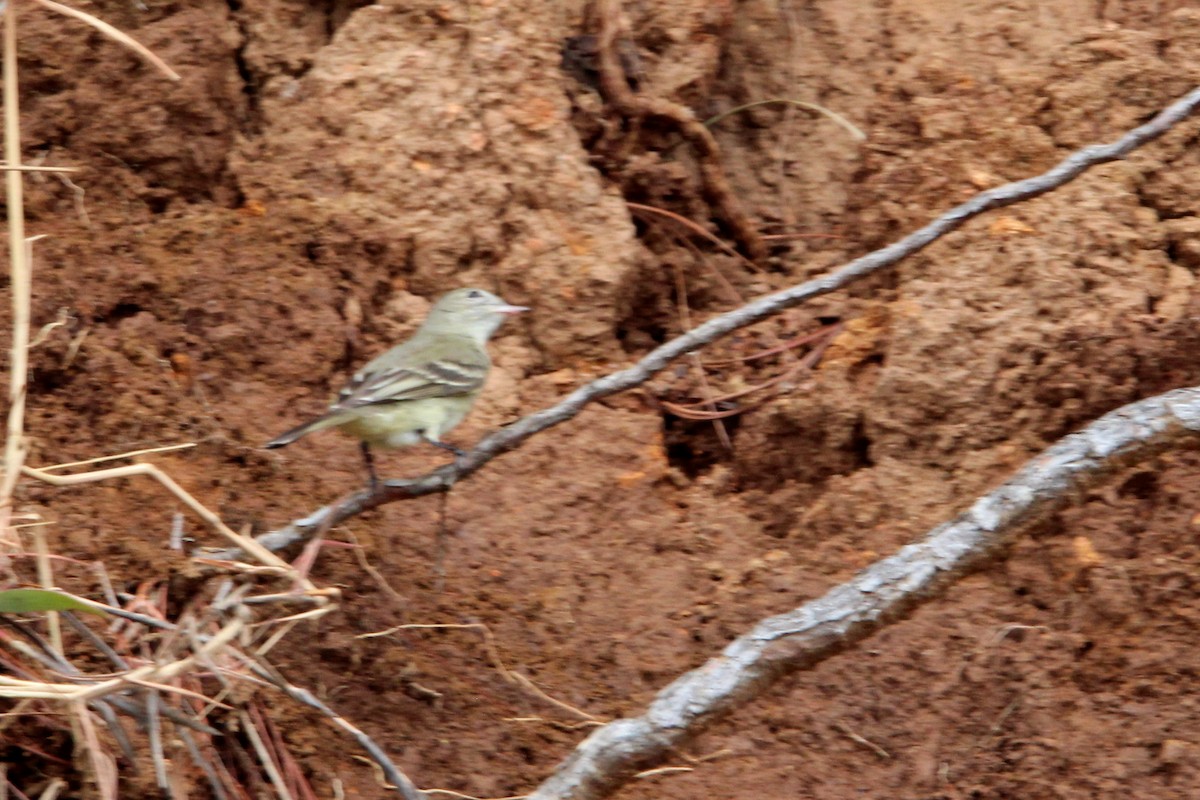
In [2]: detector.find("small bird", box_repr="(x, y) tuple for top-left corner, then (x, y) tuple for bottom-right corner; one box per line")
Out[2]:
(265, 287), (527, 486)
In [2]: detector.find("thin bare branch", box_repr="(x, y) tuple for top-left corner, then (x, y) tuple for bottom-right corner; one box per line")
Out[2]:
(527, 386), (1200, 799)
(226, 83), (1200, 561)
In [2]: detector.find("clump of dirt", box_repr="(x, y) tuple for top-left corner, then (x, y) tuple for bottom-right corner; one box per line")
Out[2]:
(3, 0), (1200, 798)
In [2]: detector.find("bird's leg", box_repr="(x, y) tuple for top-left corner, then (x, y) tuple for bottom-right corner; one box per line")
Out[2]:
(424, 435), (467, 458)
(360, 441), (380, 491)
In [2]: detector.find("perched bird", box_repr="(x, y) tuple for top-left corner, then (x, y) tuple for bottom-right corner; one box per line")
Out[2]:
(265, 287), (527, 486)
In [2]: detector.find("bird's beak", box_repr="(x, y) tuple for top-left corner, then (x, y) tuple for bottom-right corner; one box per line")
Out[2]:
(495, 304), (530, 314)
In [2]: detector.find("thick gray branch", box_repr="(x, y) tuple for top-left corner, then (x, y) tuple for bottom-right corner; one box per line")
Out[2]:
(217, 83), (1200, 560)
(528, 387), (1200, 799)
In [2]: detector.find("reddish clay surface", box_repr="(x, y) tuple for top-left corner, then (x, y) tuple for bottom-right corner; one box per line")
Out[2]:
(4, 0), (1200, 798)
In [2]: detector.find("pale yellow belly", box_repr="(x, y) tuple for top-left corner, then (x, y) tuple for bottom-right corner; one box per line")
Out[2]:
(336, 396), (475, 449)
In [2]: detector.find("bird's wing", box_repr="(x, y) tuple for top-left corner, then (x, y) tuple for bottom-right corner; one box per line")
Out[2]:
(331, 343), (488, 412)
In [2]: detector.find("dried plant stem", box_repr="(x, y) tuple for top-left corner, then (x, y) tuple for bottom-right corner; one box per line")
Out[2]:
(40, 442), (196, 472)
(0, 615), (246, 702)
(0, 27), (64, 688)
(73, 698), (118, 800)
(0, 0), (30, 551)
(240, 709), (295, 800)
(31, 528), (62, 655)
(0, 162), (78, 173)
(31, 0), (180, 81)
(22, 462), (315, 586)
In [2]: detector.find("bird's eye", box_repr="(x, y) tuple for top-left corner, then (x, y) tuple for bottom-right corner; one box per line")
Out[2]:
(467, 290), (482, 299)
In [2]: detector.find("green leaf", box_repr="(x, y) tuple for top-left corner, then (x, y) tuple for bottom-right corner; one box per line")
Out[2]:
(0, 588), (107, 616)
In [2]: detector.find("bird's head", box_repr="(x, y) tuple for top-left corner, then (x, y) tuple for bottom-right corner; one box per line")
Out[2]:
(423, 287), (528, 342)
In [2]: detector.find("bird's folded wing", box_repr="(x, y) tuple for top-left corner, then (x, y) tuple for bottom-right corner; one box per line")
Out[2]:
(332, 358), (487, 411)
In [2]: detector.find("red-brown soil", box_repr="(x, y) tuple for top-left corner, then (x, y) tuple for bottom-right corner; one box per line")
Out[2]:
(4, 0), (1200, 798)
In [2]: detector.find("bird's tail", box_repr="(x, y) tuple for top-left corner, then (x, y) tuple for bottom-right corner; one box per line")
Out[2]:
(264, 414), (341, 449)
